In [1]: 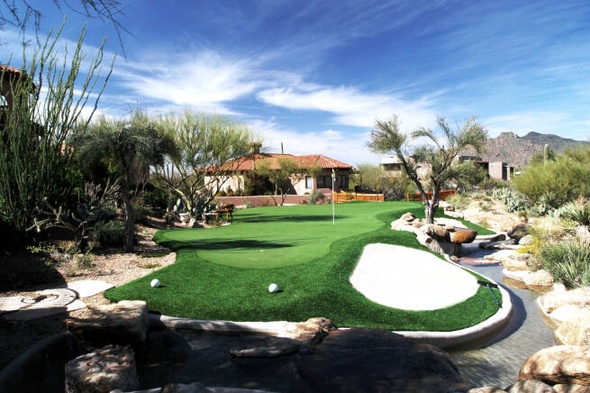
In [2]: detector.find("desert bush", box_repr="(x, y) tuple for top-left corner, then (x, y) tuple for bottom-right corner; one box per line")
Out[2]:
(309, 191), (325, 204)
(490, 187), (528, 213)
(513, 149), (590, 207)
(559, 199), (590, 227)
(537, 238), (590, 288)
(95, 220), (126, 247)
(445, 193), (471, 211)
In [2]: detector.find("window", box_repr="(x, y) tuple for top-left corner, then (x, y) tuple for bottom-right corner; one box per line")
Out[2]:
(317, 175), (332, 188)
(305, 176), (313, 189)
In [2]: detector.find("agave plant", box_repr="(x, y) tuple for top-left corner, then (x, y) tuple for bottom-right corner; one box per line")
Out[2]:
(559, 199), (590, 227)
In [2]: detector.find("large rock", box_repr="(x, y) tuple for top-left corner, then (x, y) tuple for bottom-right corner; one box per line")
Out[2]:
(507, 223), (529, 243)
(556, 310), (590, 345)
(519, 346), (590, 386)
(523, 269), (554, 288)
(502, 253), (531, 271)
(553, 384), (590, 392)
(279, 317), (337, 342)
(539, 287), (590, 315)
(422, 223), (453, 240)
(66, 300), (149, 344)
(506, 379), (556, 392)
(65, 344), (139, 393)
(449, 228), (478, 244)
(160, 382), (213, 392)
(230, 317), (337, 359)
(296, 328), (465, 393)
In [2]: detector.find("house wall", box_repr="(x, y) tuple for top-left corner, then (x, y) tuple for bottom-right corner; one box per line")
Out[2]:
(209, 170), (351, 196)
(488, 161), (511, 181)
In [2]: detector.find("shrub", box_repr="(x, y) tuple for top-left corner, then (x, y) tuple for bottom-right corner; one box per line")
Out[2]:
(490, 187), (528, 213)
(95, 220), (126, 247)
(309, 191), (325, 204)
(559, 199), (590, 227)
(537, 238), (590, 288)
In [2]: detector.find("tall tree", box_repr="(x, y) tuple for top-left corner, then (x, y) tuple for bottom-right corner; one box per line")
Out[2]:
(74, 110), (175, 252)
(0, 26), (111, 240)
(369, 115), (488, 223)
(153, 110), (258, 218)
(255, 157), (302, 206)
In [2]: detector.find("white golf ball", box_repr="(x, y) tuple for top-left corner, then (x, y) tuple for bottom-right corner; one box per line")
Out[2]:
(268, 283), (279, 293)
(150, 279), (161, 288)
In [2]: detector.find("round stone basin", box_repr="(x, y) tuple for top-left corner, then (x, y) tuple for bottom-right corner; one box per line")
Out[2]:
(449, 228), (478, 244)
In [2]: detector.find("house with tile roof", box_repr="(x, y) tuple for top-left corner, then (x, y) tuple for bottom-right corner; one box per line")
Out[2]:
(206, 152), (354, 198)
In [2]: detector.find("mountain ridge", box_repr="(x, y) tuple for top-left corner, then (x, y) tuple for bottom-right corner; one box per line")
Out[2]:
(482, 131), (589, 168)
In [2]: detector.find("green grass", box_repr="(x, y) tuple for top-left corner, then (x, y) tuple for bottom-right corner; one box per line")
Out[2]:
(105, 202), (500, 331)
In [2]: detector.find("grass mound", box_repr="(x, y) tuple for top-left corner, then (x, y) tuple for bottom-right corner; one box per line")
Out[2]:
(106, 202), (500, 331)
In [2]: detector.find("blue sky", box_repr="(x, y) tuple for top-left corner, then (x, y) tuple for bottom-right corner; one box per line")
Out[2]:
(3, 1), (590, 165)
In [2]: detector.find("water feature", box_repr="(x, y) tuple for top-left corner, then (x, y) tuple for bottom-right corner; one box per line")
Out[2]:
(450, 243), (556, 388)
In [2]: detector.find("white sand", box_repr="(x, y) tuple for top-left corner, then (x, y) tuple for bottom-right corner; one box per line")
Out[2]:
(350, 243), (479, 311)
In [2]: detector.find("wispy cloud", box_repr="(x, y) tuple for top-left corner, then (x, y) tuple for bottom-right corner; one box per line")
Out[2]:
(114, 50), (260, 114)
(248, 118), (381, 166)
(257, 84), (437, 130)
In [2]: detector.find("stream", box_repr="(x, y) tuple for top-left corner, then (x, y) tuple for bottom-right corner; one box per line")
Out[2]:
(450, 243), (556, 388)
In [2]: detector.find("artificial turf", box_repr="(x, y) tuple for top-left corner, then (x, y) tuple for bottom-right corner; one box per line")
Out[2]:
(105, 201), (501, 331)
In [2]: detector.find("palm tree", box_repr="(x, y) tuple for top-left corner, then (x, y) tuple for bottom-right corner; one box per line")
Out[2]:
(75, 110), (175, 251)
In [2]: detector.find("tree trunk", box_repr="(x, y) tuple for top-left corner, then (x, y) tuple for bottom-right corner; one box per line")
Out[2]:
(121, 182), (135, 253)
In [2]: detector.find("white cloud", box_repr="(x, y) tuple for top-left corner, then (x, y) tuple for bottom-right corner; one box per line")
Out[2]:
(116, 50), (260, 112)
(257, 84), (438, 131)
(247, 118), (381, 166)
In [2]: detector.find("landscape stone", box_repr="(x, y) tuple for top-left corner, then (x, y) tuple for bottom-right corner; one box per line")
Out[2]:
(539, 287), (590, 314)
(66, 300), (149, 344)
(502, 254), (531, 271)
(507, 223), (530, 242)
(519, 345), (590, 386)
(523, 269), (554, 288)
(400, 212), (416, 222)
(506, 379), (556, 392)
(468, 388), (507, 393)
(556, 309), (590, 345)
(160, 382), (213, 392)
(553, 383), (590, 393)
(65, 344), (139, 393)
(519, 235), (536, 246)
(278, 317), (337, 342)
(449, 227), (478, 244)
(295, 328), (466, 393)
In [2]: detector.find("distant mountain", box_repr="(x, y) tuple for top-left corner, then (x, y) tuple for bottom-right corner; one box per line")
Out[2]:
(481, 132), (590, 168)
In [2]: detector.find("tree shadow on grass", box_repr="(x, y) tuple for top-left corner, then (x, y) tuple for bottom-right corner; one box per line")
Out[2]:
(159, 239), (294, 252)
(237, 214), (349, 224)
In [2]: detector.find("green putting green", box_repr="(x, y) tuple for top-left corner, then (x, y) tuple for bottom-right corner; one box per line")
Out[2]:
(105, 202), (500, 331)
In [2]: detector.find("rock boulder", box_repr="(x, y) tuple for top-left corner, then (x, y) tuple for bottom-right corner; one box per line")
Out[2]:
(65, 344), (139, 393)
(556, 310), (590, 346)
(519, 346), (590, 386)
(296, 328), (466, 393)
(66, 300), (149, 344)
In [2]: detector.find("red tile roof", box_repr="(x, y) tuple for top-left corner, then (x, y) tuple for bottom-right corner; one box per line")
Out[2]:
(213, 153), (354, 172)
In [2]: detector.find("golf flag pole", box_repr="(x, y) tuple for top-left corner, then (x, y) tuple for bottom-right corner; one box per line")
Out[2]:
(332, 168), (335, 225)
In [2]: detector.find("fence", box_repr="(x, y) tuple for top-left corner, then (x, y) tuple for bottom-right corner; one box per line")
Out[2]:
(333, 191), (384, 203)
(406, 189), (456, 202)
